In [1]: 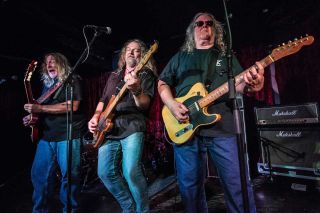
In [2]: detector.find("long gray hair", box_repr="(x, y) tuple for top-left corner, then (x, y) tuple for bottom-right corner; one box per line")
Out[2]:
(181, 12), (226, 54)
(41, 52), (71, 88)
(117, 39), (157, 76)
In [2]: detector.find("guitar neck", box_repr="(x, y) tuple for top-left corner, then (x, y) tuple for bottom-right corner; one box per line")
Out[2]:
(100, 82), (128, 119)
(97, 41), (158, 126)
(197, 55), (274, 108)
(98, 59), (150, 121)
(97, 63), (147, 125)
(24, 82), (36, 104)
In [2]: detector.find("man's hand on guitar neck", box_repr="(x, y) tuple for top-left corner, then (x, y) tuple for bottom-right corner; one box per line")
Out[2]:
(243, 61), (265, 92)
(125, 71), (142, 94)
(125, 72), (151, 110)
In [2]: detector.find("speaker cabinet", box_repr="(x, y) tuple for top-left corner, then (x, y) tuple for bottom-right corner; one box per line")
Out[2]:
(257, 127), (320, 180)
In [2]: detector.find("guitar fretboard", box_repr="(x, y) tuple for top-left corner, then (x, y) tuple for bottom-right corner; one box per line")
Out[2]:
(197, 55), (274, 109)
(197, 35), (314, 108)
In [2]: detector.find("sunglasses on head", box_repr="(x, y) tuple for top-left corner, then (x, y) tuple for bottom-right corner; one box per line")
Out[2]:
(194, 20), (214, 28)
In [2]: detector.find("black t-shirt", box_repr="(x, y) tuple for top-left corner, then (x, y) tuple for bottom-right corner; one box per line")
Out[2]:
(159, 47), (243, 137)
(41, 75), (86, 141)
(99, 68), (156, 139)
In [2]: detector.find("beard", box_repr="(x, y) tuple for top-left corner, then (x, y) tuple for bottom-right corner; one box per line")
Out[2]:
(126, 57), (137, 67)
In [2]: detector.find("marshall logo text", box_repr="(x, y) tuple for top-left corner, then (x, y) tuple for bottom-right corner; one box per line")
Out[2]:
(272, 110), (298, 117)
(276, 131), (302, 138)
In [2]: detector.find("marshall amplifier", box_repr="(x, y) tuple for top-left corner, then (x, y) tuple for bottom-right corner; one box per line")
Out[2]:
(257, 127), (320, 180)
(254, 103), (319, 126)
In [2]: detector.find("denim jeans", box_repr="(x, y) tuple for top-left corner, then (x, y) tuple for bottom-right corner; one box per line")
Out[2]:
(97, 132), (149, 213)
(31, 139), (81, 213)
(174, 135), (256, 213)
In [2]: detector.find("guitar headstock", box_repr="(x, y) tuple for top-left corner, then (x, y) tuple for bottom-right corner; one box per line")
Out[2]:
(148, 40), (159, 55)
(270, 35), (314, 62)
(135, 41), (159, 71)
(24, 60), (38, 82)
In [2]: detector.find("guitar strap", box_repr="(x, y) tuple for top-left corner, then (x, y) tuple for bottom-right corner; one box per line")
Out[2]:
(36, 81), (63, 104)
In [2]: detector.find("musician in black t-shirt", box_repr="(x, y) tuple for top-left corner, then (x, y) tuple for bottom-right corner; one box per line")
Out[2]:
(23, 52), (86, 213)
(88, 39), (157, 213)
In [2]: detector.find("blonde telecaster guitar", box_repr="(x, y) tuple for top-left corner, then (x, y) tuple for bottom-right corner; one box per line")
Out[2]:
(162, 35), (314, 145)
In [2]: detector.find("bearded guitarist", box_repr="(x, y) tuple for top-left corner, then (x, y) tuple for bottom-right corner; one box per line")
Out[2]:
(88, 39), (157, 212)
(23, 52), (86, 213)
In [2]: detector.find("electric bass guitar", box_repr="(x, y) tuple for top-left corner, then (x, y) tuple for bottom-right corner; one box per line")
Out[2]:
(92, 41), (158, 148)
(24, 60), (63, 143)
(162, 35), (314, 145)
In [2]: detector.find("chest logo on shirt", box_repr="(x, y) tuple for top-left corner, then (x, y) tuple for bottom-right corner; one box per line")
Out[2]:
(216, 60), (222, 66)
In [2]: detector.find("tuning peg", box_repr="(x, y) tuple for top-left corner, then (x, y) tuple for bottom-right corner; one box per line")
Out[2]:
(294, 38), (298, 41)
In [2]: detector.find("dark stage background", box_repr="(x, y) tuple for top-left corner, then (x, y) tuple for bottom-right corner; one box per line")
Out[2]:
(1, 0), (320, 185)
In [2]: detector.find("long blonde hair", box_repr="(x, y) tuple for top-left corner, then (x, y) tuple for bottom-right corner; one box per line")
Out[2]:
(41, 52), (71, 87)
(117, 39), (157, 76)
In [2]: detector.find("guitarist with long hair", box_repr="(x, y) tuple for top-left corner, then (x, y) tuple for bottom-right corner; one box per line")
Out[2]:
(23, 52), (86, 213)
(88, 39), (157, 213)
(158, 12), (265, 213)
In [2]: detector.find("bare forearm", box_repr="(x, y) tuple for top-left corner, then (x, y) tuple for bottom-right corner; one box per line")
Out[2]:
(133, 92), (151, 110)
(157, 80), (189, 122)
(157, 80), (175, 107)
(92, 102), (104, 118)
(40, 101), (80, 114)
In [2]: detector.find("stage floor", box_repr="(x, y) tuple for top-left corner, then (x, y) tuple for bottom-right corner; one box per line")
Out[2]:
(1, 171), (320, 213)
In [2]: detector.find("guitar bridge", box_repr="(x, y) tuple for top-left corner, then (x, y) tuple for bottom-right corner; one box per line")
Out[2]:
(175, 124), (193, 137)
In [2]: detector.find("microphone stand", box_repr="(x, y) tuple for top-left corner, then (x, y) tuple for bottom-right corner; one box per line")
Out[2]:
(222, 1), (250, 212)
(64, 30), (102, 213)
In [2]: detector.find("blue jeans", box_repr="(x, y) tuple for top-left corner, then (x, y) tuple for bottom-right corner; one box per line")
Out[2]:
(174, 135), (256, 213)
(31, 139), (81, 213)
(97, 132), (149, 213)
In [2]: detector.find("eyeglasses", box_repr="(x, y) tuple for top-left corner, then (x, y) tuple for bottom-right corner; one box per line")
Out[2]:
(194, 20), (214, 28)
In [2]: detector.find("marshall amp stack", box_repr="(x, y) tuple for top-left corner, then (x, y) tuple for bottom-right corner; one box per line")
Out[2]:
(254, 102), (320, 180)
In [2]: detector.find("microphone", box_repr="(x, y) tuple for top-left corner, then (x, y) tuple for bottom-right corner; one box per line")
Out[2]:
(85, 25), (112, 34)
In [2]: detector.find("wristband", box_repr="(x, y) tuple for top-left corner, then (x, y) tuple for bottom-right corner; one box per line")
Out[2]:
(131, 87), (143, 96)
